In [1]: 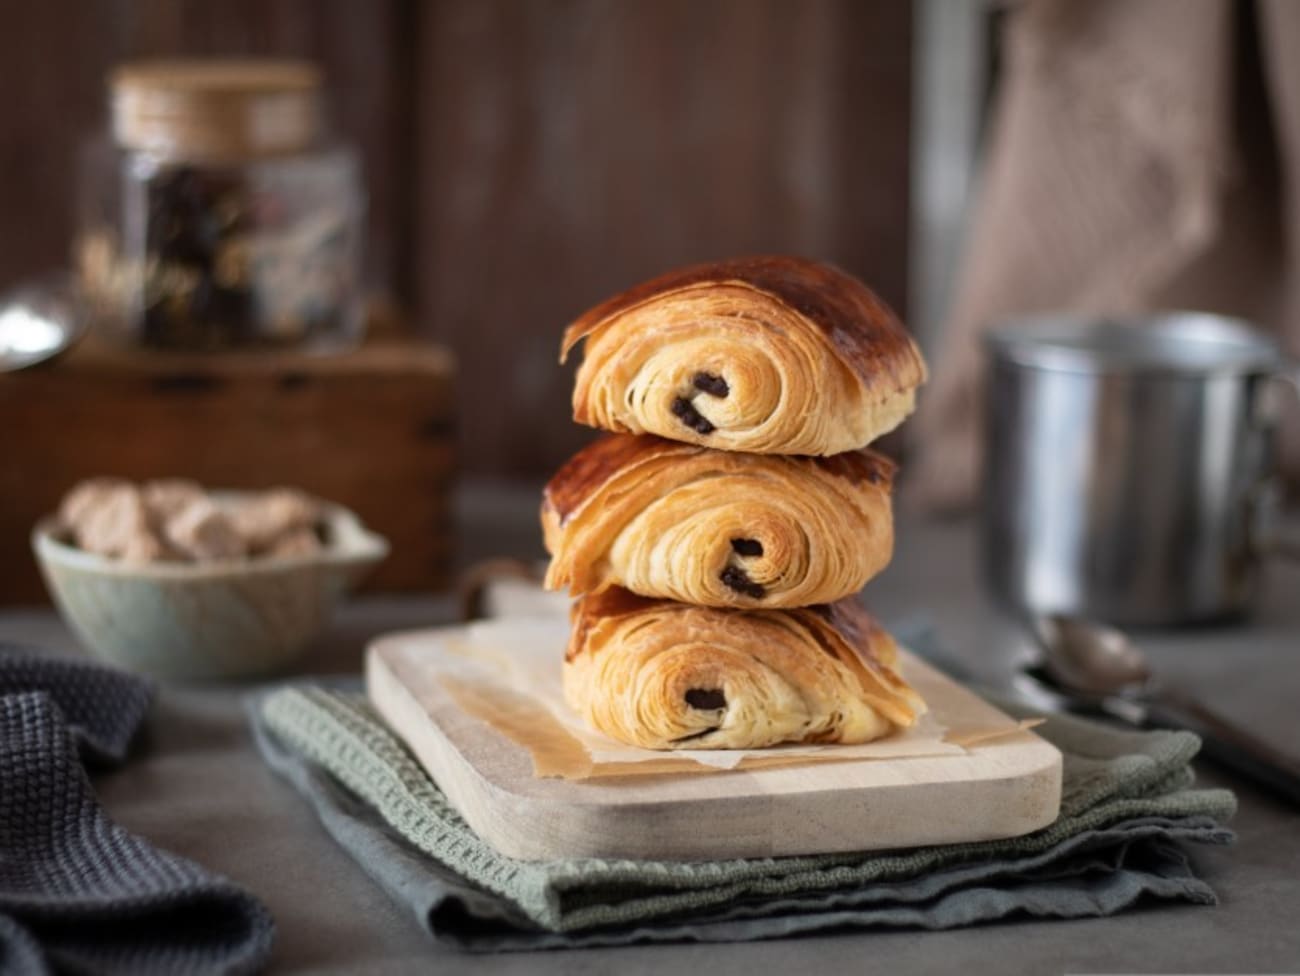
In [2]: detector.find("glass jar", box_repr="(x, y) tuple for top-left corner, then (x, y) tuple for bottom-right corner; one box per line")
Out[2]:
(76, 60), (365, 351)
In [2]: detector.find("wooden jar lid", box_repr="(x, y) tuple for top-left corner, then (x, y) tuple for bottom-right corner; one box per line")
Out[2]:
(111, 59), (323, 161)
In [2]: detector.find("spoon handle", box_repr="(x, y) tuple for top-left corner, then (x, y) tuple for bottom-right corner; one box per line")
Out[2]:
(1144, 691), (1300, 808)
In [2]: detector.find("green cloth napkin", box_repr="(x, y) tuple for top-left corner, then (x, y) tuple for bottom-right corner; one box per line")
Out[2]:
(254, 685), (1234, 948)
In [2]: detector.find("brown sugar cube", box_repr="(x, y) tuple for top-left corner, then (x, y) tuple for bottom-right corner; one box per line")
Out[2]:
(58, 478), (134, 535)
(119, 530), (172, 565)
(142, 479), (206, 522)
(75, 484), (158, 559)
(230, 488), (321, 553)
(164, 498), (247, 562)
(267, 526), (324, 559)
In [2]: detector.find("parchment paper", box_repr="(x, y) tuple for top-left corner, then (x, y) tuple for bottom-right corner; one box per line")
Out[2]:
(382, 617), (1036, 780)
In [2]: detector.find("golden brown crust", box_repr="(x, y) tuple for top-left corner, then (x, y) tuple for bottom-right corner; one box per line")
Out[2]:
(565, 585), (656, 662)
(561, 256), (924, 391)
(559, 256), (926, 454)
(542, 434), (896, 607)
(543, 435), (682, 526)
(563, 588), (925, 750)
(543, 433), (895, 525)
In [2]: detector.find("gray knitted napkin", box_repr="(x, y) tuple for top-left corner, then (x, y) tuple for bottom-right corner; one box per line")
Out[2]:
(0, 650), (153, 765)
(0, 646), (275, 976)
(252, 683), (1235, 952)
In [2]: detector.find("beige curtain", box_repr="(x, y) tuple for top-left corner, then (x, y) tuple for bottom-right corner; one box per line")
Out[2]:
(912, 0), (1300, 512)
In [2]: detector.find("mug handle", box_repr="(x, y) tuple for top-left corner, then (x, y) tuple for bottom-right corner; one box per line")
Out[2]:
(1258, 366), (1300, 561)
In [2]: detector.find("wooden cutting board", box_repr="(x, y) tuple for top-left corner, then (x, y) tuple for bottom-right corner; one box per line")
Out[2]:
(367, 627), (1062, 862)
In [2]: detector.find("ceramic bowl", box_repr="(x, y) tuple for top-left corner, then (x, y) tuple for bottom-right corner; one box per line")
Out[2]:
(32, 498), (389, 680)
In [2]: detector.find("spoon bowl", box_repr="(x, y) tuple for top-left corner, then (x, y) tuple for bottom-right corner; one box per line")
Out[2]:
(1034, 614), (1152, 696)
(0, 273), (85, 372)
(1025, 613), (1300, 806)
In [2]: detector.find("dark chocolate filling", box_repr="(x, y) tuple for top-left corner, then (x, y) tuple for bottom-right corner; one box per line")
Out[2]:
(720, 565), (766, 598)
(730, 537), (763, 557)
(671, 396), (716, 434)
(692, 372), (730, 398)
(684, 688), (727, 710)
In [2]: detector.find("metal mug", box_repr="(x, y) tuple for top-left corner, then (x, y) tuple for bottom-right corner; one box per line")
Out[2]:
(982, 312), (1298, 626)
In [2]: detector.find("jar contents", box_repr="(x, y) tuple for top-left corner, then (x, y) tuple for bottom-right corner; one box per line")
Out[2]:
(77, 60), (364, 351)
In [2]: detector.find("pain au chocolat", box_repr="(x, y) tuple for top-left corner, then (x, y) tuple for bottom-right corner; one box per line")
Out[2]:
(562, 588), (925, 750)
(560, 256), (927, 455)
(542, 433), (896, 608)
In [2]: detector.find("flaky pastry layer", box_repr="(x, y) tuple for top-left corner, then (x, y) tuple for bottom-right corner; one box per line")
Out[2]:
(543, 434), (895, 608)
(562, 256), (927, 455)
(563, 588), (926, 750)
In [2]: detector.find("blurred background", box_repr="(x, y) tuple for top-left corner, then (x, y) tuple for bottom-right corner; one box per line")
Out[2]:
(0, 0), (923, 478)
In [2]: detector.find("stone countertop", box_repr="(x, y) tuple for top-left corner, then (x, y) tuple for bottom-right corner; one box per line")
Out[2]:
(2, 485), (1297, 974)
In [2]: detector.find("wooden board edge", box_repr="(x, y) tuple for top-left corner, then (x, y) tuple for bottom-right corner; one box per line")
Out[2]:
(367, 641), (606, 860)
(366, 633), (1067, 862)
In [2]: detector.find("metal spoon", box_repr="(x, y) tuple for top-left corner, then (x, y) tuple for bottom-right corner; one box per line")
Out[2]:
(0, 273), (85, 372)
(1028, 614), (1300, 807)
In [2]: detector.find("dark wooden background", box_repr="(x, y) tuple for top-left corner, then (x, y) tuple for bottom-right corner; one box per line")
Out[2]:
(0, 0), (912, 478)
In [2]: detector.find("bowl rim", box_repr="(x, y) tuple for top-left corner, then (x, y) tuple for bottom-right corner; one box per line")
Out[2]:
(32, 493), (390, 580)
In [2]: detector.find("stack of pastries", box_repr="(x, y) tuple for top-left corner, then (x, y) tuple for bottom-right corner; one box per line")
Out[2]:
(542, 256), (929, 750)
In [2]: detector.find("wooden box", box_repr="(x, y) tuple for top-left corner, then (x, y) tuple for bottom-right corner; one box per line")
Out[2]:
(0, 336), (455, 604)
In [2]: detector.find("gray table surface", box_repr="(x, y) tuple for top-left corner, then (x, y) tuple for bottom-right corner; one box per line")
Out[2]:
(3, 484), (1298, 974)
